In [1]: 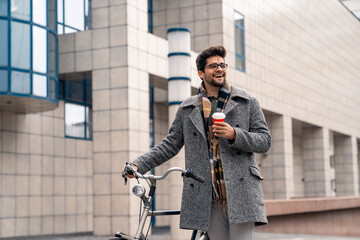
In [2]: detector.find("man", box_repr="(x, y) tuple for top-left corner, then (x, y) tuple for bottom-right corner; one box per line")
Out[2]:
(124, 46), (271, 239)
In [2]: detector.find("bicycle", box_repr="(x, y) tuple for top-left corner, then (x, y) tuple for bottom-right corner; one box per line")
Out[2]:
(109, 162), (209, 240)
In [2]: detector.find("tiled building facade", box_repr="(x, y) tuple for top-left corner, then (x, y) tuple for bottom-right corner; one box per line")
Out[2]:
(0, 0), (359, 238)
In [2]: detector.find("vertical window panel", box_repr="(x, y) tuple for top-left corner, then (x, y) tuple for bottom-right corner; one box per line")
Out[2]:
(11, 0), (30, 20)
(33, 0), (47, 26)
(57, 0), (63, 23)
(64, 0), (84, 30)
(11, 71), (30, 94)
(85, 106), (92, 139)
(49, 78), (56, 100)
(0, 69), (7, 91)
(0, 0), (7, 16)
(65, 102), (85, 138)
(33, 26), (47, 73)
(11, 21), (30, 69)
(0, 20), (7, 66)
(234, 11), (245, 72)
(33, 74), (47, 97)
(48, 0), (56, 30)
(48, 32), (56, 77)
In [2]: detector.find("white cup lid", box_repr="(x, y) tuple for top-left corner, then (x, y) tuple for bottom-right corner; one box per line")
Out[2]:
(212, 112), (225, 119)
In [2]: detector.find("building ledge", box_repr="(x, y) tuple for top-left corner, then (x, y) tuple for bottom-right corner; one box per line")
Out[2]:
(264, 196), (360, 216)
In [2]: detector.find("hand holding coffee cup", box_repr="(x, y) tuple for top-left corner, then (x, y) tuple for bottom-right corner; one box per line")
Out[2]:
(212, 112), (225, 125)
(212, 112), (236, 140)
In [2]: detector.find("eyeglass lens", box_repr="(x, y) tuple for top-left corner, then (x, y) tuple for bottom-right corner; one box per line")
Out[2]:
(208, 63), (228, 69)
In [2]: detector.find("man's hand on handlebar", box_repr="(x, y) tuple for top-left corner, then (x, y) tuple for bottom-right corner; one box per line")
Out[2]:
(122, 163), (138, 179)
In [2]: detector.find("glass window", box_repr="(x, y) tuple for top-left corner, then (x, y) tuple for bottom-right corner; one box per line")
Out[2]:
(11, 71), (30, 94)
(64, 26), (77, 34)
(57, 0), (63, 23)
(65, 80), (84, 102)
(49, 78), (56, 100)
(65, 0), (84, 30)
(0, 0), (7, 16)
(11, 0), (30, 20)
(33, 74), (47, 97)
(85, 106), (92, 138)
(0, 20), (7, 66)
(65, 102), (85, 138)
(234, 11), (245, 72)
(33, 0), (47, 26)
(48, 0), (56, 30)
(86, 79), (92, 105)
(33, 26), (47, 73)
(11, 21), (30, 69)
(0, 69), (7, 91)
(48, 32), (56, 77)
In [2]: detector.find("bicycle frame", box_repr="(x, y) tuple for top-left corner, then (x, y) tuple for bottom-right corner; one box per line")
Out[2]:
(111, 165), (208, 240)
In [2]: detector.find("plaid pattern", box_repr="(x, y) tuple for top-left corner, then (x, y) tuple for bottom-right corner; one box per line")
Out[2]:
(198, 80), (231, 211)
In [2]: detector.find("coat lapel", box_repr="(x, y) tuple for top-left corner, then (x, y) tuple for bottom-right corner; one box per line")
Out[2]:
(182, 96), (207, 140)
(224, 87), (250, 115)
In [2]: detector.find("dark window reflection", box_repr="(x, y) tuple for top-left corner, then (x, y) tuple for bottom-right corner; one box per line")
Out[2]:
(11, 71), (30, 94)
(11, 0), (30, 20)
(65, 80), (84, 102)
(0, 0), (7, 16)
(48, 32), (57, 77)
(0, 70), (7, 91)
(0, 20), (7, 66)
(11, 21), (30, 69)
(48, 0), (56, 30)
(49, 78), (56, 100)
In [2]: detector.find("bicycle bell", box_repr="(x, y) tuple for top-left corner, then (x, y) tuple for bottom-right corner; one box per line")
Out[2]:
(132, 184), (146, 197)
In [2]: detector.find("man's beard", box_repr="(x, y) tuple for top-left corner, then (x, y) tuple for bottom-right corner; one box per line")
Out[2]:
(205, 74), (226, 87)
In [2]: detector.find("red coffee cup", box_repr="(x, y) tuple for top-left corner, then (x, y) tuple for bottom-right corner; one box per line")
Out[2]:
(212, 112), (225, 125)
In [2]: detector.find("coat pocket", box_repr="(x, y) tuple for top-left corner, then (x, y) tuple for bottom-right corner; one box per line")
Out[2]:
(249, 166), (264, 181)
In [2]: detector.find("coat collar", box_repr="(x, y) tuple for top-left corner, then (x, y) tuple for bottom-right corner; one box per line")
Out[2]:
(181, 86), (250, 140)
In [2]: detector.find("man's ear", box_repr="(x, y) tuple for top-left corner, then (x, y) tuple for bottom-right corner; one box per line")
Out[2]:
(198, 70), (204, 80)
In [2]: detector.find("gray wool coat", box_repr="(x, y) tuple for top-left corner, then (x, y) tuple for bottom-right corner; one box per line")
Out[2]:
(132, 86), (271, 231)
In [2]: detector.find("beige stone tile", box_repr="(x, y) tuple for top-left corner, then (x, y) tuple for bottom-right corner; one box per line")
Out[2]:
(109, 5), (126, 26)
(92, 28), (109, 49)
(65, 138), (76, 157)
(77, 159), (87, 177)
(65, 196), (77, 215)
(93, 111), (110, 131)
(93, 174), (111, 195)
(93, 152), (111, 173)
(110, 88), (128, 109)
(65, 215), (77, 233)
(66, 177), (76, 195)
(54, 216), (65, 234)
(93, 132), (111, 152)
(92, 8), (109, 29)
(1, 197), (16, 217)
(93, 89), (110, 111)
(2, 112), (16, 130)
(42, 176), (54, 195)
(1, 218), (16, 237)
(110, 67), (128, 88)
(16, 175), (29, 196)
(111, 131), (129, 151)
(3, 132), (15, 153)
(42, 196), (54, 216)
(58, 33), (75, 53)
(28, 217), (41, 235)
(93, 216), (111, 236)
(29, 196), (42, 216)
(54, 177), (65, 195)
(29, 135), (42, 155)
(16, 133), (29, 154)
(54, 118), (64, 137)
(16, 114), (29, 133)
(59, 52), (75, 73)
(110, 109), (129, 130)
(111, 195), (129, 215)
(93, 69), (110, 90)
(54, 138), (65, 157)
(75, 31), (92, 51)
(76, 140), (87, 158)
(54, 196), (65, 215)
(94, 195), (111, 216)
(16, 154), (29, 174)
(29, 176), (42, 196)
(92, 0), (109, 8)
(92, 48), (110, 69)
(15, 217), (29, 236)
(77, 214), (88, 232)
(110, 46), (128, 68)
(2, 175), (15, 196)
(77, 177), (87, 195)
(42, 156), (54, 175)
(75, 50), (92, 72)
(1, 153), (16, 174)
(111, 216), (129, 236)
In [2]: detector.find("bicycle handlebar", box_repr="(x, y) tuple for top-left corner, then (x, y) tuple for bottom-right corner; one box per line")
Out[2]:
(123, 163), (205, 183)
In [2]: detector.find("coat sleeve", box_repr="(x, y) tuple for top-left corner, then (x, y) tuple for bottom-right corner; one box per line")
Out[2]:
(132, 107), (185, 174)
(230, 97), (271, 153)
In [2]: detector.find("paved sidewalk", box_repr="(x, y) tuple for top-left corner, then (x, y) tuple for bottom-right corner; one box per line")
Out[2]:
(6, 228), (360, 240)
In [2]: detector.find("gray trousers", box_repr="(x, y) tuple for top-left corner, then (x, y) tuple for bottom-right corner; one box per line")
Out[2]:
(207, 202), (255, 240)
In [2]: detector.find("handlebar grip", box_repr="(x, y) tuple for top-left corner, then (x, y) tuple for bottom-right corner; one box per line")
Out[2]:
(183, 168), (205, 183)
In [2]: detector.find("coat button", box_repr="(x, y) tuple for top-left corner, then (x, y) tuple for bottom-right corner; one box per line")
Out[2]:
(240, 178), (244, 182)
(190, 183), (194, 188)
(235, 124), (240, 127)
(193, 132), (197, 136)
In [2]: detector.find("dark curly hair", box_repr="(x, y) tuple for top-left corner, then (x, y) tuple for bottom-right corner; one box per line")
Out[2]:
(196, 45), (227, 72)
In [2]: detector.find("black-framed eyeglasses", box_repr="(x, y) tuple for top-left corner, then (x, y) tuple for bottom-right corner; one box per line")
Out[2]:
(205, 63), (228, 70)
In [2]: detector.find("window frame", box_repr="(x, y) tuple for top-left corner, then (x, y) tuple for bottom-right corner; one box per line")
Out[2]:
(234, 10), (246, 72)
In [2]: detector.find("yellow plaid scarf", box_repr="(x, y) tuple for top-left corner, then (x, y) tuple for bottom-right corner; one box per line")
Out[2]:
(197, 80), (231, 211)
